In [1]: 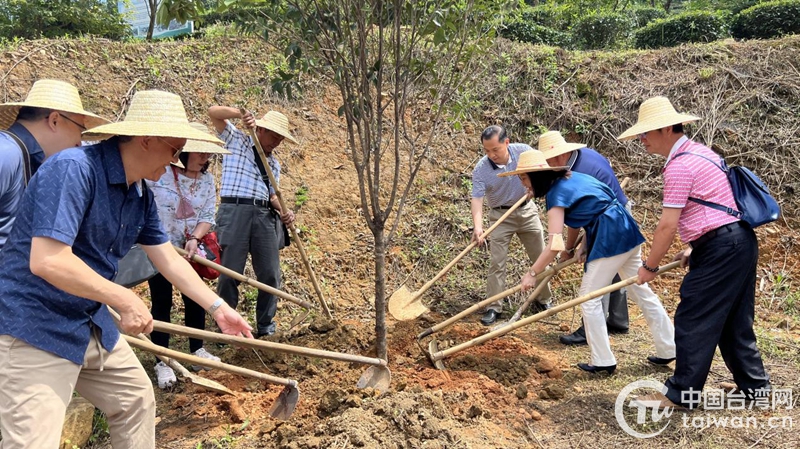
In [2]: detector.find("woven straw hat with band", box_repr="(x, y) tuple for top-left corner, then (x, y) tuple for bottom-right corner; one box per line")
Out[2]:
(183, 122), (230, 154)
(497, 150), (568, 177)
(255, 111), (297, 144)
(84, 90), (223, 145)
(617, 96), (701, 141)
(0, 79), (110, 130)
(538, 130), (587, 160)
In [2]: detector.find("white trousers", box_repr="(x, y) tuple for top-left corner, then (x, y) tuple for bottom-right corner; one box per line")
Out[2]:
(580, 246), (675, 367)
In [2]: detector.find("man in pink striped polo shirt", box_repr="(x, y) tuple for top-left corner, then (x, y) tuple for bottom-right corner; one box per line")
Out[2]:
(618, 97), (769, 410)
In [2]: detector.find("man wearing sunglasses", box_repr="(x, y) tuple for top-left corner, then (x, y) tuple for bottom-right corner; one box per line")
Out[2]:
(0, 79), (108, 251)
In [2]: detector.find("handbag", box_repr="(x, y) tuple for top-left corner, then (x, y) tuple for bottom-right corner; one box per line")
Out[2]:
(671, 152), (780, 228)
(115, 244), (158, 288)
(186, 231), (222, 280)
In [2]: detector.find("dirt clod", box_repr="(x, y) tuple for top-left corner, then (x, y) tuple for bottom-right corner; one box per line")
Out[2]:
(467, 404), (484, 418)
(516, 384), (528, 399)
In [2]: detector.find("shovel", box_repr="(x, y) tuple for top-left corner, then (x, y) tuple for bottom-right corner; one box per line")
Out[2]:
(108, 308), (233, 395)
(426, 261), (682, 369)
(124, 335), (300, 419)
(388, 194), (529, 321)
(490, 271), (557, 331)
(242, 109), (332, 319)
(152, 319), (392, 391)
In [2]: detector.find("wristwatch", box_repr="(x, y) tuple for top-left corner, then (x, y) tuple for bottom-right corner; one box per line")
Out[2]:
(208, 297), (225, 315)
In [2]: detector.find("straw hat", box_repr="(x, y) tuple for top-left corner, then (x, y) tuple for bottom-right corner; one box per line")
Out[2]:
(0, 79), (110, 130)
(617, 96), (701, 141)
(255, 111), (297, 144)
(84, 90), (223, 144)
(538, 131), (586, 160)
(497, 150), (568, 177)
(183, 122), (230, 154)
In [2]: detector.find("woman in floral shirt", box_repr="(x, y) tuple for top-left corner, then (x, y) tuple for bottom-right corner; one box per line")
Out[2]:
(145, 123), (229, 389)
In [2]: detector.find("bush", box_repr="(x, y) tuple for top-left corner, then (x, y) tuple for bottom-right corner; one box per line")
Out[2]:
(634, 11), (730, 49)
(571, 11), (635, 50)
(628, 6), (667, 28)
(0, 0), (130, 40)
(520, 4), (581, 31)
(499, 20), (571, 47)
(731, 0), (800, 40)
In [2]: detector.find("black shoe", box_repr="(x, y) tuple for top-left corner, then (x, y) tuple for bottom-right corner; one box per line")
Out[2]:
(607, 326), (629, 335)
(480, 310), (500, 326)
(257, 322), (277, 338)
(647, 355), (676, 366)
(577, 363), (616, 374)
(559, 327), (588, 346)
(530, 301), (553, 313)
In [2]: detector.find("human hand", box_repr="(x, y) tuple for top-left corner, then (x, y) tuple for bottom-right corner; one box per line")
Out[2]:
(673, 248), (691, 268)
(184, 238), (199, 260)
(521, 270), (537, 293)
(212, 303), (254, 339)
(471, 227), (487, 247)
(637, 266), (657, 285)
(577, 244), (588, 263)
(241, 110), (256, 129)
(118, 293), (154, 335)
(559, 249), (575, 261)
(281, 210), (295, 225)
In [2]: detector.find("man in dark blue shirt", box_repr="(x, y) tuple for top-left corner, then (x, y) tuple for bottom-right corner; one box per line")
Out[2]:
(0, 90), (254, 449)
(540, 131), (630, 345)
(0, 79), (109, 250)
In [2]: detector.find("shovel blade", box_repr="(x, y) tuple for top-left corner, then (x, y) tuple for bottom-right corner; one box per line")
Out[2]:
(269, 384), (300, 420)
(184, 374), (235, 396)
(427, 339), (447, 371)
(388, 285), (429, 321)
(288, 309), (311, 331)
(356, 366), (392, 391)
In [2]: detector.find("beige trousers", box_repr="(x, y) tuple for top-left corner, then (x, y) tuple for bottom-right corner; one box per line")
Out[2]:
(486, 201), (552, 313)
(0, 333), (155, 449)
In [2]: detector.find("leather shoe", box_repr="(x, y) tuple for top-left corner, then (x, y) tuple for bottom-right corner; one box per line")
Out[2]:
(647, 355), (676, 366)
(530, 301), (552, 313)
(607, 325), (629, 334)
(480, 310), (500, 326)
(559, 327), (588, 346)
(577, 363), (616, 374)
(630, 392), (687, 411)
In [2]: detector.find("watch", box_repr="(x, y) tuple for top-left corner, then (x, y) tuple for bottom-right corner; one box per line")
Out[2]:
(208, 297), (225, 315)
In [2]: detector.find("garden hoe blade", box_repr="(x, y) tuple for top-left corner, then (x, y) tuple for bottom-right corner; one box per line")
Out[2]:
(288, 309), (312, 331)
(427, 339), (447, 371)
(269, 382), (300, 420)
(356, 365), (392, 391)
(388, 285), (429, 321)
(168, 359), (234, 396)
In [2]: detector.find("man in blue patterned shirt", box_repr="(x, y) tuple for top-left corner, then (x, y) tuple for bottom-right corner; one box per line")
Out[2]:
(0, 90), (254, 449)
(209, 105), (296, 337)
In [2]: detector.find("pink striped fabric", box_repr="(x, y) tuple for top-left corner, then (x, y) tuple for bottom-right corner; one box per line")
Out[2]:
(663, 140), (739, 243)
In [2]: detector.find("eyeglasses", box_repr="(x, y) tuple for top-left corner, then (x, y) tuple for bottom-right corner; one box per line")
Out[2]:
(637, 131), (650, 140)
(157, 137), (185, 159)
(59, 113), (86, 132)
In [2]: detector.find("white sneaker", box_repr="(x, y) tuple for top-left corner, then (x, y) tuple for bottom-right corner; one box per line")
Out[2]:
(191, 347), (220, 372)
(155, 361), (177, 389)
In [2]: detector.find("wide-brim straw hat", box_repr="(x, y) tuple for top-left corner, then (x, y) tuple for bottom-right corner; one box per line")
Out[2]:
(617, 96), (701, 141)
(538, 130), (586, 160)
(183, 122), (230, 154)
(0, 79), (110, 130)
(497, 149), (568, 177)
(255, 111), (297, 144)
(83, 90), (223, 144)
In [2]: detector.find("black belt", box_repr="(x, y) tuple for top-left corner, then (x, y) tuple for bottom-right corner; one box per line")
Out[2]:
(690, 221), (746, 249)
(220, 196), (270, 208)
(493, 200), (529, 210)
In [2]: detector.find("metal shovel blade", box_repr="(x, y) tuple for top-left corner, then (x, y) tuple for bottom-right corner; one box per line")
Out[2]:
(427, 339), (447, 371)
(388, 285), (429, 321)
(288, 309), (312, 331)
(169, 359), (234, 396)
(356, 365), (392, 391)
(268, 384), (300, 420)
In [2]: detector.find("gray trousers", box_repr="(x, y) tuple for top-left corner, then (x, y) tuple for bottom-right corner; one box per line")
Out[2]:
(215, 203), (281, 331)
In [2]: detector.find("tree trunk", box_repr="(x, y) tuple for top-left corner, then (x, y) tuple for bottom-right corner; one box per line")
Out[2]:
(373, 227), (387, 361)
(146, 0), (157, 40)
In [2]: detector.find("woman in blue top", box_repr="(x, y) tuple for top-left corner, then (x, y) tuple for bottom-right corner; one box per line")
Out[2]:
(500, 149), (675, 374)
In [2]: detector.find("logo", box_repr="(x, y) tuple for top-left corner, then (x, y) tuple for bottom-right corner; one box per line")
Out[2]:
(615, 380), (674, 438)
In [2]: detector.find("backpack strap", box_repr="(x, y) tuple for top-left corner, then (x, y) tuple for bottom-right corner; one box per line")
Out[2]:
(0, 130), (31, 186)
(667, 151), (743, 219)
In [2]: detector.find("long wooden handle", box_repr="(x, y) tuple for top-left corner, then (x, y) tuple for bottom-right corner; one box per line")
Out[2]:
(152, 319), (388, 368)
(174, 246), (315, 310)
(409, 195), (529, 302)
(108, 307), (191, 377)
(242, 110), (332, 319)
(432, 261), (682, 360)
(124, 335), (297, 387)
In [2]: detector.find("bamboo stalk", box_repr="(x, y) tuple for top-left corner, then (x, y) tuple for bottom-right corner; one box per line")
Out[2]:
(431, 261), (682, 361)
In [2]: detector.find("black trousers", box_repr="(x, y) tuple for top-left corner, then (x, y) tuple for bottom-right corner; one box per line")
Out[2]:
(148, 273), (206, 353)
(665, 223), (770, 407)
(215, 203), (281, 332)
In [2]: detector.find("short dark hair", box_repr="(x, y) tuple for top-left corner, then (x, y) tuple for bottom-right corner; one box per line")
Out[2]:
(672, 123), (684, 133)
(16, 106), (54, 122)
(179, 152), (210, 174)
(481, 125), (508, 143)
(525, 170), (570, 198)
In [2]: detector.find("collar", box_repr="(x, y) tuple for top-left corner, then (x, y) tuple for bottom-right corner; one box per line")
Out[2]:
(99, 138), (129, 186)
(664, 135), (689, 168)
(8, 122), (44, 159)
(566, 150), (578, 170)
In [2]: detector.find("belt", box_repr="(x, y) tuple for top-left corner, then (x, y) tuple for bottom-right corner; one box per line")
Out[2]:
(220, 196), (270, 208)
(493, 200), (529, 210)
(690, 221), (745, 249)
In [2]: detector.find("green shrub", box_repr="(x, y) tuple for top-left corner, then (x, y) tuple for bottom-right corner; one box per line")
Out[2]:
(572, 11), (635, 50)
(0, 0), (130, 40)
(731, 0), (800, 40)
(499, 20), (571, 47)
(634, 11), (730, 49)
(519, 4), (581, 31)
(628, 6), (667, 28)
